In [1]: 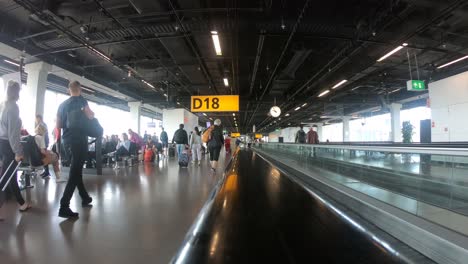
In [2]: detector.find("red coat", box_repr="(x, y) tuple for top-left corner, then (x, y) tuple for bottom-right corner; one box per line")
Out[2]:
(307, 130), (319, 144)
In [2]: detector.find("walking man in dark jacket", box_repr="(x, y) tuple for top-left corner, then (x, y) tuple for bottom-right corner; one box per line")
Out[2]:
(160, 127), (169, 158)
(172, 124), (188, 161)
(56, 80), (94, 218)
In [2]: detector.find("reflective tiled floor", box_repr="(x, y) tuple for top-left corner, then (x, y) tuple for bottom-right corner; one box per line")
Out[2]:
(0, 153), (228, 264)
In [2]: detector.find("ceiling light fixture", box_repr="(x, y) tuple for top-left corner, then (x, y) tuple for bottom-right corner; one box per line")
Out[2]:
(285, 113), (290, 117)
(377, 43), (408, 62)
(88, 47), (111, 62)
(223, 78), (229, 87)
(203, 113), (207, 116)
(141, 80), (155, 89)
(437, 55), (468, 69)
(4, 59), (20, 67)
(211, 31), (222, 56)
(332, 80), (347, 89)
(302, 103), (307, 107)
(294, 107), (300, 111)
(318, 90), (330, 97)
(232, 113), (235, 116)
(164, 93), (168, 97)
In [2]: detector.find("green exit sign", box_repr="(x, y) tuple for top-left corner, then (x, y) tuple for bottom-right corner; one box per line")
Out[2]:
(407, 80), (425, 91)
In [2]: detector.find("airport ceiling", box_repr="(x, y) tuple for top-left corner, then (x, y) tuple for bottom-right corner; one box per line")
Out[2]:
(1, 0), (468, 132)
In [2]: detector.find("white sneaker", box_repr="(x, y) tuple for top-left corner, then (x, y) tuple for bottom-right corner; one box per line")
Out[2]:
(19, 203), (32, 212)
(56, 178), (67, 183)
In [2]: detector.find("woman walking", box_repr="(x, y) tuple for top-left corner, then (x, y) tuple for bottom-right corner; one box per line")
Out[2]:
(0, 81), (31, 220)
(207, 119), (224, 171)
(190, 127), (202, 166)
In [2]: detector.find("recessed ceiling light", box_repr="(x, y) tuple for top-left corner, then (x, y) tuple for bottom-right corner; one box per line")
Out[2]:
(377, 43), (408, 62)
(437, 55), (468, 69)
(4, 59), (20, 67)
(302, 103), (307, 107)
(223, 78), (229, 87)
(294, 107), (300, 111)
(318, 90), (330, 97)
(285, 113), (290, 117)
(211, 31), (222, 56)
(332, 80), (347, 89)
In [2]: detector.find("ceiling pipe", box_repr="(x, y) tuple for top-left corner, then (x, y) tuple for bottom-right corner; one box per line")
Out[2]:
(90, 0), (192, 95)
(246, 0), (310, 128)
(13, 0), (147, 101)
(249, 34), (265, 96)
(167, 0), (218, 95)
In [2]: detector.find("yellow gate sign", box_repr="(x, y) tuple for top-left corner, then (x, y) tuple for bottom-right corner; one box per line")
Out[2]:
(191, 95), (239, 112)
(255, 134), (263, 139)
(231, 133), (241, 138)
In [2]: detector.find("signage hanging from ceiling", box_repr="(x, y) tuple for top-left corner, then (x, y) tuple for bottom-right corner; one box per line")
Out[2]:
(406, 80), (425, 91)
(231, 132), (241, 138)
(255, 134), (263, 139)
(191, 95), (239, 112)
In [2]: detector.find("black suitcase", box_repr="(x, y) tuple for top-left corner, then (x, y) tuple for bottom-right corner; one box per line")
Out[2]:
(0, 160), (22, 191)
(169, 146), (176, 157)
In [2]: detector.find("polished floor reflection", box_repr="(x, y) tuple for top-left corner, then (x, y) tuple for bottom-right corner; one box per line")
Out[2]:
(172, 150), (433, 263)
(0, 153), (228, 264)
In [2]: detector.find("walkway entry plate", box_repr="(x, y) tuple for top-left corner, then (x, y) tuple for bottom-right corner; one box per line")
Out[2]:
(191, 95), (239, 112)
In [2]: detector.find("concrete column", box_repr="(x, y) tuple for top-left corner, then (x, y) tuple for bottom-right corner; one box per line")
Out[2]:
(342, 117), (351, 142)
(128, 101), (142, 135)
(25, 61), (51, 117)
(390, 103), (402, 142)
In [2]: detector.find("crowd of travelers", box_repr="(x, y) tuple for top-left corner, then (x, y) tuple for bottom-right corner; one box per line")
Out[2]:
(0, 79), (236, 221)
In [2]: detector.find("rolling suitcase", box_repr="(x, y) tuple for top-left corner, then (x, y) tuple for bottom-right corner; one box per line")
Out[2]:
(0, 160), (22, 191)
(178, 151), (190, 167)
(169, 146), (176, 157)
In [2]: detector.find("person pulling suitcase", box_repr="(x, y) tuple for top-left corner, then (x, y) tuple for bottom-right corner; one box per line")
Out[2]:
(0, 81), (31, 221)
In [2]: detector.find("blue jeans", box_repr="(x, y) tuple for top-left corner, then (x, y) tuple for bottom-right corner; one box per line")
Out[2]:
(176, 144), (185, 161)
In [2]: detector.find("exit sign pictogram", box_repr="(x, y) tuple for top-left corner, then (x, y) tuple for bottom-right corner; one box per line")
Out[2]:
(406, 80), (425, 91)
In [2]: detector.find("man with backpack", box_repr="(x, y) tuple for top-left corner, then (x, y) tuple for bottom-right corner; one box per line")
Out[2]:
(56, 80), (94, 218)
(172, 124), (188, 162)
(295, 125), (306, 144)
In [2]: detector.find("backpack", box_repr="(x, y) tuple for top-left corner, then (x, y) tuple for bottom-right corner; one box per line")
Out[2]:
(202, 127), (213, 143)
(297, 130), (306, 143)
(21, 136), (43, 167)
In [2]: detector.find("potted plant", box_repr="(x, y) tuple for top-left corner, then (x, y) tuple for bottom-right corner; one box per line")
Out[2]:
(402, 121), (415, 143)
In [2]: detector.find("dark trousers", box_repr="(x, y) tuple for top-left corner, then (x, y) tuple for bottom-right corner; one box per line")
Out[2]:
(60, 137), (90, 208)
(0, 139), (25, 206)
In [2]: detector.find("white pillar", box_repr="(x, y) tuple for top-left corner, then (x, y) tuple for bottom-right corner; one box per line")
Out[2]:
(128, 101), (142, 135)
(342, 117), (350, 142)
(390, 103), (402, 142)
(25, 61), (51, 117)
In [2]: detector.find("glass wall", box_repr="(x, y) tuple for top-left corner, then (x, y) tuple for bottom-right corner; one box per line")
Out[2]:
(400, 106), (431, 142)
(1, 76), (135, 138)
(349, 113), (391, 142)
(140, 116), (162, 138)
(320, 106), (431, 142)
(322, 123), (343, 142)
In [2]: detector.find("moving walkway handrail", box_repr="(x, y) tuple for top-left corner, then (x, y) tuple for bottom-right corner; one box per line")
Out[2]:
(258, 142), (468, 157)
